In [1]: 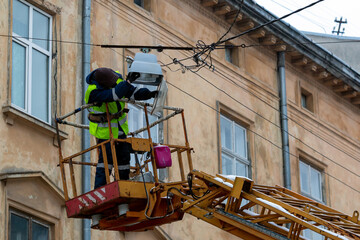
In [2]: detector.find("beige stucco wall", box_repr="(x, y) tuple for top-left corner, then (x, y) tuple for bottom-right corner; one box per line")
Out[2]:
(285, 63), (360, 216)
(1, 0), (359, 239)
(0, 0), (81, 240)
(0, 0), (85, 239)
(89, 1), (284, 239)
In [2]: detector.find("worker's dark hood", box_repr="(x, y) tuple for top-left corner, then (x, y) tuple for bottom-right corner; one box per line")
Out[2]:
(86, 68), (123, 89)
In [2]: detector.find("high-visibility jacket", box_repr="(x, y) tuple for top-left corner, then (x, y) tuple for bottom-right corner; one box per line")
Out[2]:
(85, 78), (129, 139)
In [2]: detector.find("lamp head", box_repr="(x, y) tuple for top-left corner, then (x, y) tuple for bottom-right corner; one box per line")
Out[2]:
(127, 52), (163, 86)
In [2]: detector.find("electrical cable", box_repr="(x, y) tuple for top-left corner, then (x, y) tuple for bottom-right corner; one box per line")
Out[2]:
(1, 34), (99, 47)
(187, 173), (210, 200)
(160, 50), (360, 171)
(267, 0), (327, 33)
(97, 0), (360, 197)
(271, 0), (360, 36)
(156, 1), (330, 73)
(218, 0), (325, 44)
(1, 33), (196, 52)
(217, 0), (244, 44)
(112, 47), (360, 199)
(163, 77), (360, 196)
(211, 68), (360, 163)
(4, 32), (360, 59)
(7, 0), (359, 195)
(160, 44), (360, 164)
(154, 38), (360, 69)
(76, 45), (360, 197)
(167, 187), (188, 197)
(155, 19), (360, 165)
(158, 0), (326, 72)
(229, 39), (360, 49)
(134, 152), (175, 220)
(3, 0), (355, 60)
(96, 36), (360, 193)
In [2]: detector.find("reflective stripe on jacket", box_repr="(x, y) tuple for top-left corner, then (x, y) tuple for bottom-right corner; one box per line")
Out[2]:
(85, 78), (129, 139)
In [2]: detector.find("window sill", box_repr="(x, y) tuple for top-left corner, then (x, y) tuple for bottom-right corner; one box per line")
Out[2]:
(300, 191), (325, 204)
(2, 105), (68, 141)
(300, 106), (316, 116)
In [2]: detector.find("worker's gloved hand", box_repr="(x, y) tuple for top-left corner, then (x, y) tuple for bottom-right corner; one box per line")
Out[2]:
(132, 89), (159, 100)
(126, 72), (140, 83)
(149, 90), (159, 98)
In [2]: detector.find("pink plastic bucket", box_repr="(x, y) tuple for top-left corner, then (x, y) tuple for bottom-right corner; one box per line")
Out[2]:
(154, 145), (172, 168)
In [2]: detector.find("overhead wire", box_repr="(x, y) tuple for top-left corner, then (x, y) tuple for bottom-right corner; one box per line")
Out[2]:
(153, 0), (360, 164)
(161, 48), (360, 169)
(267, 0), (327, 33)
(3, 33), (360, 55)
(211, 68), (360, 162)
(160, 62), (360, 196)
(101, 0), (360, 198)
(158, 0), (328, 71)
(159, 54), (360, 200)
(7, 0), (357, 165)
(218, 0), (325, 44)
(271, 0), (359, 36)
(5, 0), (360, 194)
(217, 0), (244, 44)
(155, 0), (360, 178)
(90, 0), (360, 196)
(230, 39), (360, 49)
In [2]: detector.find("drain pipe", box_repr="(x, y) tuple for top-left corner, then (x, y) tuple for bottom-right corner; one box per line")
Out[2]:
(277, 51), (291, 190)
(81, 0), (91, 239)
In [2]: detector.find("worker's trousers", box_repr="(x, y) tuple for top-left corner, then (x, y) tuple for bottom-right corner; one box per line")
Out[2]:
(94, 138), (131, 189)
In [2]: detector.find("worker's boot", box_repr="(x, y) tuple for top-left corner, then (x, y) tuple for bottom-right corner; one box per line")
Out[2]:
(119, 169), (130, 180)
(118, 203), (129, 216)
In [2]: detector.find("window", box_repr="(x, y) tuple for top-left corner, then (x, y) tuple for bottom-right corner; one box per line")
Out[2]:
(299, 160), (323, 202)
(10, 210), (50, 240)
(134, 0), (150, 11)
(11, 0), (52, 123)
(299, 160), (325, 239)
(303, 226), (325, 240)
(220, 115), (249, 177)
(225, 42), (239, 66)
(301, 93), (308, 108)
(300, 88), (314, 112)
(134, 0), (143, 6)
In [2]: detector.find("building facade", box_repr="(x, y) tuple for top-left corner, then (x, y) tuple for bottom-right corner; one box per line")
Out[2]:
(1, 0), (359, 240)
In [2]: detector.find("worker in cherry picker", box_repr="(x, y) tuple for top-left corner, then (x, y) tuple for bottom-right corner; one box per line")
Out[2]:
(85, 67), (158, 189)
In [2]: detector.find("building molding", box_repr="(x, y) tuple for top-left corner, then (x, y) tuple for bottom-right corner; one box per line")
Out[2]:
(226, 0), (360, 92)
(288, 102), (360, 155)
(0, 171), (64, 201)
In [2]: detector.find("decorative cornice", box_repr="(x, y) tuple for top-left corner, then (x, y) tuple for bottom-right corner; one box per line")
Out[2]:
(181, 0), (235, 31)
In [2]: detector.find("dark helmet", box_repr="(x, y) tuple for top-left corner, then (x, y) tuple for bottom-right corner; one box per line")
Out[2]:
(93, 68), (119, 88)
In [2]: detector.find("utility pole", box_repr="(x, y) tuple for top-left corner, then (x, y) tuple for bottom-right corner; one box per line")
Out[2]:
(332, 17), (347, 35)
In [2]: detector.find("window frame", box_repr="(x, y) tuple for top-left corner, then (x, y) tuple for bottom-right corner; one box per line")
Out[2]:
(134, 0), (144, 7)
(11, 0), (53, 124)
(220, 114), (250, 177)
(301, 93), (308, 109)
(224, 41), (239, 66)
(134, 0), (151, 11)
(9, 209), (51, 240)
(303, 226), (325, 240)
(299, 85), (315, 114)
(300, 88), (313, 112)
(299, 159), (324, 202)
